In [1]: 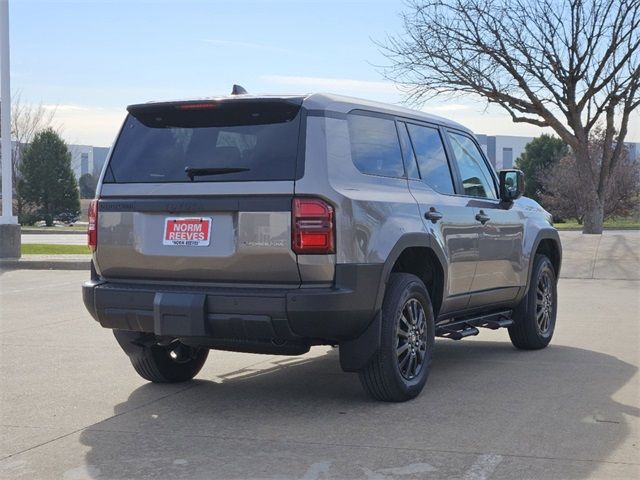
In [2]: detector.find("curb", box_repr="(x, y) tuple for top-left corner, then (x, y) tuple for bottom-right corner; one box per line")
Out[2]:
(0, 258), (90, 271)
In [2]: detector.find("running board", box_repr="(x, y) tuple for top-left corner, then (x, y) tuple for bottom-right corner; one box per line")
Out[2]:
(436, 310), (513, 340)
(437, 325), (480, 340)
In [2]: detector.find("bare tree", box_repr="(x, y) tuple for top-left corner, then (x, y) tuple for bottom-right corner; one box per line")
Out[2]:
(383, 0), (640, 233)
(11, 93), (56, 179)
(540, 135), (640, 223)
(539, 155), (588, 223)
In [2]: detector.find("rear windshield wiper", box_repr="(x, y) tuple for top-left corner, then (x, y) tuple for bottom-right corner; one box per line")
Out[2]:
(185, 166), (250, 181)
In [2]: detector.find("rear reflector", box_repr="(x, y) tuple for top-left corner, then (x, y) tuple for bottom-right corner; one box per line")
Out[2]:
(292, 198), (335, 254)
(88, 200), (98, 251)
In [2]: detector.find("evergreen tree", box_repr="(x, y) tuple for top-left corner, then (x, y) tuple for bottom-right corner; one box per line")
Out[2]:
(18, 129), (80, 226)
(515, 135), (568, 205)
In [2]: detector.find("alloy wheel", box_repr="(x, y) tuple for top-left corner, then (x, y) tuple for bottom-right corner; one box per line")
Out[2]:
(535, 268), (554, 334)
(396, 298), (428, 380)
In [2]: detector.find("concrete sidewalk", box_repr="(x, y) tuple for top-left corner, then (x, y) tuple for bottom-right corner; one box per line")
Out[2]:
(560, 230), (640, 280)
(21, 234), (86, 245)
(0, 254), (90, 271)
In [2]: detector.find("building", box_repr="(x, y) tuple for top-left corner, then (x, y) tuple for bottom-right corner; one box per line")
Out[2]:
(626, 142), (639, 163)
(476, 134), (534, 169)
(67, 144), (110, 180)
(476, 134), (640, 170)
(92, 147), (110, 177)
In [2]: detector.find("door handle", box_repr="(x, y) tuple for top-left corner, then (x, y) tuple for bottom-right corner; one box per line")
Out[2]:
(424, 208), (443, 223)
(475, 210), (490, 224)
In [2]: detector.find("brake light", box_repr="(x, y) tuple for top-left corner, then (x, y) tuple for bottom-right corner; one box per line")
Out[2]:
(176, 102), (218, 110)
(88, 200), (98, 252)
(292, 198), (335, 254)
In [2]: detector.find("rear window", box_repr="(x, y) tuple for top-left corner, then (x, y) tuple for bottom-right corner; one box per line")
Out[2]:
(104, 101), (302, 183)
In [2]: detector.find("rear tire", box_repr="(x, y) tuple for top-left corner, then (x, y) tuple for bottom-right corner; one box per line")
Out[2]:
(358, 273), (435, 402)
(508, 254), (557, 350)
(114, 331), (208, 383)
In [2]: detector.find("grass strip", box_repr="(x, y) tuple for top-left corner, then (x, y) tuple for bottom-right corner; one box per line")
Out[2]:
(22, 244), (91, 255)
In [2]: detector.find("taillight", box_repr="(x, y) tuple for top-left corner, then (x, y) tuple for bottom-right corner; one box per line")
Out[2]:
(292, 198), (335, 254)
(88, 200), (98, 251)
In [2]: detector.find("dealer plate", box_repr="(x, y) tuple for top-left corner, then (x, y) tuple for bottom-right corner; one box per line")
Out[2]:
(163, 217), (212, 246)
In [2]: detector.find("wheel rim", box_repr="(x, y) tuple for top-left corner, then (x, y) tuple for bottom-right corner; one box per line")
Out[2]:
(535, 268), (554, 335)
(396, 298), (428, 380)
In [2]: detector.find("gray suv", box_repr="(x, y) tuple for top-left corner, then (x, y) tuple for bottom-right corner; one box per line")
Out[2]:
(83, 92), (561, 402)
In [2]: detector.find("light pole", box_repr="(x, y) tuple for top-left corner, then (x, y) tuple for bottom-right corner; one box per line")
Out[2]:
(0, 0), (21, 258)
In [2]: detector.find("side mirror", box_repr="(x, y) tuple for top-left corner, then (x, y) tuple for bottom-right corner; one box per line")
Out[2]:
(499, 169), (525, 202)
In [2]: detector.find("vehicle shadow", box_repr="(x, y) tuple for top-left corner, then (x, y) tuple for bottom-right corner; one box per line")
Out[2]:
(80, 341), (638, 479)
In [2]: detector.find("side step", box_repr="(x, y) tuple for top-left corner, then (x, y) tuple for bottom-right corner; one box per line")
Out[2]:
(436, 310), (513, 340)
(437, 325), (480, 340)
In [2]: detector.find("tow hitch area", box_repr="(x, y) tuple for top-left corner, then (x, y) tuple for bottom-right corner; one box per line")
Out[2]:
(436, 310), (514, 340)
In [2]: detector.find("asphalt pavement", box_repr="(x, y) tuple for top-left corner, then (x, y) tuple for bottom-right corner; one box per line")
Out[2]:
(0, 233), (639, 479)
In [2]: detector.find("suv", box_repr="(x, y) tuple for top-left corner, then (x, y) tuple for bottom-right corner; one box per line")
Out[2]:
(83, 92), (561, 402)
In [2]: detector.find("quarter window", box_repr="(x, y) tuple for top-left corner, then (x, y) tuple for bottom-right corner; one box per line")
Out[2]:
(406, 124), (455, 194)
(396, 122), (420, 179)
(447, 132), (497, 198)
(347, 114), (405, 178)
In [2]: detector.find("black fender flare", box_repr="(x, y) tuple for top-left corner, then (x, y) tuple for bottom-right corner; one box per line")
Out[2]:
(374, 232), (448, 311)
(521, 228), (562, 300)
(339, 232), (448, 372)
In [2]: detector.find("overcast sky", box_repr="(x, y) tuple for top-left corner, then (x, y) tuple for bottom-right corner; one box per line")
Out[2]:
(9, 0), (640, 146)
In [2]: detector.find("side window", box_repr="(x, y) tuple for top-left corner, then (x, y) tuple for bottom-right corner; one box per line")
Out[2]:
(447, 132), (497, 198)
(347, 114), (405, 178)
(406, 124), (455, 194)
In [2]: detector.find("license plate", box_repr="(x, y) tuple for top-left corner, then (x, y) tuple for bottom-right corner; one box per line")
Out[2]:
(163, 217), (212, 246)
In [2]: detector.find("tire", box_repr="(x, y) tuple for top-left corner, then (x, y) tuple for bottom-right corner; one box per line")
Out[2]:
(114, 331), (209, 383)
(358, 273), (435, 402)
(508, 254), (557, 350)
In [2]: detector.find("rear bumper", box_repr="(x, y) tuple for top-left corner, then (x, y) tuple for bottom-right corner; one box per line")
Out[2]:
(82, 264), (383, 348)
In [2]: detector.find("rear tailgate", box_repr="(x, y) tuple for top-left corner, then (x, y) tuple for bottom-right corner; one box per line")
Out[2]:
(93, 98), (304, 286)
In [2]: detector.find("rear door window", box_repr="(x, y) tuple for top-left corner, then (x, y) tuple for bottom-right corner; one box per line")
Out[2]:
(406, 123), (455, 194)
(105, 101), (302, 183)
(347, 113), (405, 178)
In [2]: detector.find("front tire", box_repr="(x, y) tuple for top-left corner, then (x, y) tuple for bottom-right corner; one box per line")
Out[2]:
(509, 254), (558, 350)
(114, 331), (209, 383)
(358, 273), (435, 402)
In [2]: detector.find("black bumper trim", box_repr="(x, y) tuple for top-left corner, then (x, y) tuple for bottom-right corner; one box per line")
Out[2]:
(83, 264), (383, 343)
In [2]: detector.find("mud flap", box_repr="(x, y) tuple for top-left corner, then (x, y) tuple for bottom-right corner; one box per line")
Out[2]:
(338, 311), (381, 372)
